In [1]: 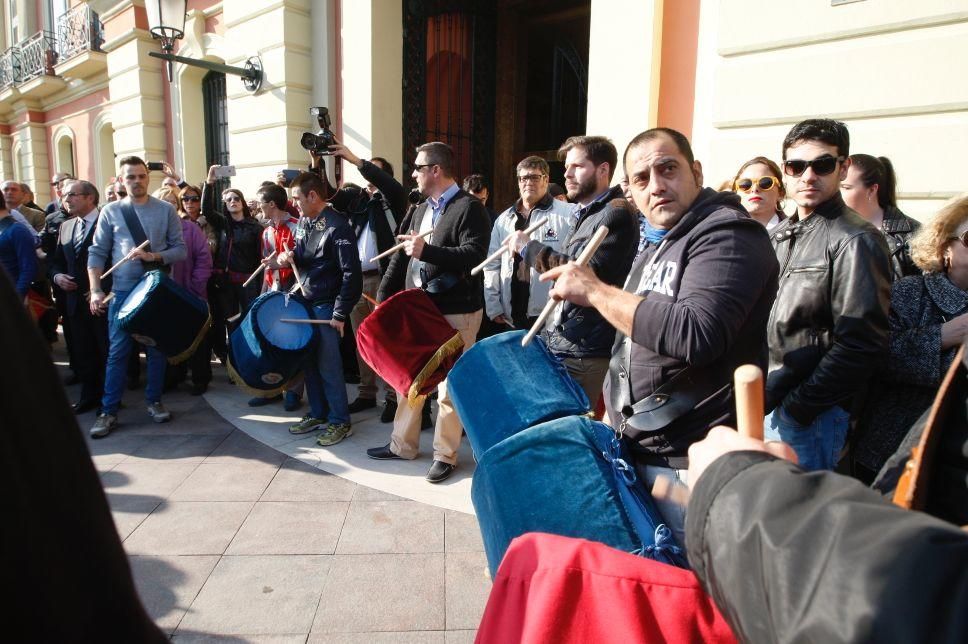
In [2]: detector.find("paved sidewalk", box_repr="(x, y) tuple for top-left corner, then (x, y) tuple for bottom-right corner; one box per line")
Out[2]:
(73, 367), (490, 642)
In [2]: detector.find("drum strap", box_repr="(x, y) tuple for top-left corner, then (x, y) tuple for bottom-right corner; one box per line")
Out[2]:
(120, 201), (168, 273)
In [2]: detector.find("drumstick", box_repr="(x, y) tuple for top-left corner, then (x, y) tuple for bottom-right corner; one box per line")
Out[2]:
(280, 317), (344, 337)
(521, 226), (610, 347)
(734, 364), (765, 441)
(372, 228), (434, 262)
(362, 292), (378, 307)
(243, 250), (277, 288)
(283, 245), (306, 296)
(102, 240), (150, 279)
(470, 216), (550, 276)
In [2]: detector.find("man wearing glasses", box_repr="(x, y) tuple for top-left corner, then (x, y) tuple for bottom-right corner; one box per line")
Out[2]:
(484, 156), (576, 331)
(506, 135), (639, 409)
(765, 119), (891, 471)
(368, 141), (490, 483)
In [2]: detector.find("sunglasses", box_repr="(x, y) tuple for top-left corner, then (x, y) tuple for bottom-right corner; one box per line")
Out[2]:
(949, 231), (968, 247)
(182, 195), (201, 202)
(413, 163), (437, 173)
(782, 155), (844, 177)
(223, 195), (242, 203)
(735, 176), (780, 193)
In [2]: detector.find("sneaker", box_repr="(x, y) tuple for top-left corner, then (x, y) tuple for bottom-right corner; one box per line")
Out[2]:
(283, 391), (303, 412)
(316, 422), (353, 446)
(380, 399), (398, 423)
(90, 413), (117, 438)
(147, 402), (171, 423)
(289, 415), (325, 435)
(248, 394), (282, 407)
(348, 397), (377, 413)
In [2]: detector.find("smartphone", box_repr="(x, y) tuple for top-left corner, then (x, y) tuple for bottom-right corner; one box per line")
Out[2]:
(279, 168), (300, 187)
(214, 165), (237, 178)
(146, 161), (164, 171)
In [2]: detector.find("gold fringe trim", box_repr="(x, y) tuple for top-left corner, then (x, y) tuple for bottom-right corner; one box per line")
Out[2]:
(406, 331), (465, 405)
(167, 313), (213, 366)
(225, 354), (298, 398)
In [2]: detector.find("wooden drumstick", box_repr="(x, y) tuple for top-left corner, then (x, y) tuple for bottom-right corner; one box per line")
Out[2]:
(734, 364), (765, 441)
(362, 292), (378, 307)
(101, 240), (150, 279)
(102, 292), (116, 305)
(243, 250), (277, 288)
(372, 228), (434, 262)
(521, 225), (610, 347)
(283, 245), (306, 296)
(280, 317), (344, 337)
(470, 216), (550, 276)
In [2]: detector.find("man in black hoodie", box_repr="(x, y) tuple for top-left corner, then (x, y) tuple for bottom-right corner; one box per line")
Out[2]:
(542, 127), (779, 546)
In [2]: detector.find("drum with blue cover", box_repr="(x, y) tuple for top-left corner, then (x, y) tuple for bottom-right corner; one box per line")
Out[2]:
(117, 269), (211, 364)
(472, 415), (688, 576)
(227, 290), (317, 397)
(448, 330), (590, 457)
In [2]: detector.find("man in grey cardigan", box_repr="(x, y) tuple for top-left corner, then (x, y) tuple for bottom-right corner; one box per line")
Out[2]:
(87, 156), (186, 438)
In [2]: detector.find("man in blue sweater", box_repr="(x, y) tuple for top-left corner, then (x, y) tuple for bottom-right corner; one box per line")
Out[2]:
(87, 156), (186, 438)
(0, 192), (37, 297)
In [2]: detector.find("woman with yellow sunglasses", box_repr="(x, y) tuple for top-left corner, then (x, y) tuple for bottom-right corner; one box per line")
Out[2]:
(730, 156), (787, 231)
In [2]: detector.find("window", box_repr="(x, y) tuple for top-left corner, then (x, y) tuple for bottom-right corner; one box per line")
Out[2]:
(9, 0), (19, 44)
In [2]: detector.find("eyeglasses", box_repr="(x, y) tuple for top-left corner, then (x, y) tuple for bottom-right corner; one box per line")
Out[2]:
(782, 155), (844, 177)
(223, 195), (242, 203)
(517, 174), (547, 184)
(949, 231), (968, 247)
(413, 163), (437, 173)
(182, 195), (201, 202)
(735, 176), (780, 193)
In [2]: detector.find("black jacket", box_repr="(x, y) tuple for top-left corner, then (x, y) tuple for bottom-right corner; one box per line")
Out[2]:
(687, 450), (968, 644)
(378, 188), (490, 315)
(605, 189), (779, 467)
(881, 205), (921, 281)
(40, 208), (68, 258)
(358, 159), (408, 228)
(293, 208), (362, 321)
(48, 214), (111, 316)
(522, 184), (639, 359)
(766, 194), (892, 424)
(202, 182), (263, 274)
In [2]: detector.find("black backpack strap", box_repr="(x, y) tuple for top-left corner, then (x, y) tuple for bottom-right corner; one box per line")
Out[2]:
(119, 200), (148, 247)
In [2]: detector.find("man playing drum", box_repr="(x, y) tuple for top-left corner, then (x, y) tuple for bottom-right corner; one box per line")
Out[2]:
(88, 156), (187, 438)
(541, 128), (779, 547)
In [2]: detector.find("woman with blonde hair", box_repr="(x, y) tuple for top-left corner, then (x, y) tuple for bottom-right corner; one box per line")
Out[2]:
(853, 194), (968, 480)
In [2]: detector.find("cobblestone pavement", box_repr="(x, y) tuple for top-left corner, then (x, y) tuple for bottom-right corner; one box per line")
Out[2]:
(72, 362), (490, 642)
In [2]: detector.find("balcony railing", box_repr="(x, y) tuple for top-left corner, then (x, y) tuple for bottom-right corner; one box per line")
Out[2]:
(0, 47), (22, 90)
(18, 30), (58, 83)
(56, 5), (104, 62)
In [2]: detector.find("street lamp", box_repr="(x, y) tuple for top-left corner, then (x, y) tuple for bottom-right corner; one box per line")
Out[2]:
(145, 0), (263, 92)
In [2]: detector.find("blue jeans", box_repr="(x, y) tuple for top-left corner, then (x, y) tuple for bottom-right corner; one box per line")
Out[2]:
(100, 290), (168, 416)
(764, 405), (850, 471)
(302, 303), (349, 425)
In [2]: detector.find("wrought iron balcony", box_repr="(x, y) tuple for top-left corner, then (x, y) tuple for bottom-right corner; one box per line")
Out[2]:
(18, 31), (58, 83)
(0, 47), (22, 90)
(56, 5), (104, 62)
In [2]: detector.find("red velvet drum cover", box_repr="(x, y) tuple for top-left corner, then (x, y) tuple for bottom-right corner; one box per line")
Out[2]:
(356, 288), (465, 401)
(476, 533), (736, 644)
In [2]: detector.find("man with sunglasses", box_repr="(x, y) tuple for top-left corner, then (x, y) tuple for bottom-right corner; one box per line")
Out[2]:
(765, 119), (891, 471)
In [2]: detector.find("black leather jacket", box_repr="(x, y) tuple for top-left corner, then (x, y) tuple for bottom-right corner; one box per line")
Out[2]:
(766, 194), (891, 424)
(881, 205), (921, 281)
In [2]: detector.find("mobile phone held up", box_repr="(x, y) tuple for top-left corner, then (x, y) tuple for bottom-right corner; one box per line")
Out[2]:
(279, 169), (300, 187)
(214, 165), (237, 179)
(146, 161), (164, 171)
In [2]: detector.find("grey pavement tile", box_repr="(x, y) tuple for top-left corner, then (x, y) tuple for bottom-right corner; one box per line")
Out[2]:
(445, 551), (492, 631)
(119, 397), (235, 436)
(444, 511), (483, 553)
(445, 631), (477, 644)
(84, 432), (152, 469)
(226, 502), (349, 555)
(109, 494), (163, 541)
(170, 462), (281, 502)
(204, 430), (288, 467)
(173, 635), (306, 643)
(123, 501), (255, 555)
(335, 501), (444, 555)
(128, 555), (220, 634)
(351, 485), (407, 502)
(177, 555), (331, 636)
(101, 461), (199, 498)
(125, 434), (229, 465)
(311, 554), (445, 633)
(308, 632), (445, 643)
(261, 458), (357, 502)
